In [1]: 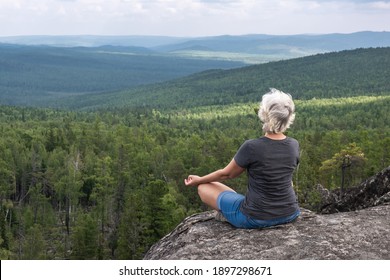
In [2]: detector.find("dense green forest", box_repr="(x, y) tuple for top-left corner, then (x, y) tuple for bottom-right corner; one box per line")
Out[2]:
(0, 47), (389, 260)
(0, 95), (389, 259)
(1, 47), (389, 110)
(52, 47), (390, 110)
(0, 44), (243, 107)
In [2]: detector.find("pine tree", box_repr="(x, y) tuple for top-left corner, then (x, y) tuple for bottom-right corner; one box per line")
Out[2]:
(71, 213), (99, 260)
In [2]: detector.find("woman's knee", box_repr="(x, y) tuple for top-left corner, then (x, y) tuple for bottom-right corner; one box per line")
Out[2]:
(197, 183), (221, 208)
(197, 182), (235, 200)
(197, 183), (210, 201)
(197, 182), (236, 210)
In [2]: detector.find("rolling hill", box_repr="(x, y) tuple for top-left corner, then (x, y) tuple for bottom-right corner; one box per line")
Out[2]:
(0, 44), (244, 106)
(1, 38), (389, 110)
(155, 31), (390, 61)
(52, 47), (390, 110)
(2, 31), (390, 63)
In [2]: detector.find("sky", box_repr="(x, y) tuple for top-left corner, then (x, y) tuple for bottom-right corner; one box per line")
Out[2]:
(0, 0), (389, 37)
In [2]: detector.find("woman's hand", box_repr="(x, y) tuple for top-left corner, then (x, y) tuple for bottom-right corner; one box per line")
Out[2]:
(184, 175), (201, 187)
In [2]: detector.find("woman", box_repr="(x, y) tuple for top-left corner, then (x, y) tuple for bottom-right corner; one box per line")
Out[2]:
(184, 88), (300, 229)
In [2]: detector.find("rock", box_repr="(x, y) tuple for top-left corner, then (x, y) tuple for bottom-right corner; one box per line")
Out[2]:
(144, 205), (390, 260)
(319, 166), (390, 214)
(144, 166), (390, 260)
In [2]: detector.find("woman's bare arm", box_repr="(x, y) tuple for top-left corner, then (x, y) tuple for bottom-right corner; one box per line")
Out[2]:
(184, 159), (245, 187)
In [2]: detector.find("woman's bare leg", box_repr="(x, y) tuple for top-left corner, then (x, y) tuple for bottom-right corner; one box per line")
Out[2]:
(197, 182), (236, 210)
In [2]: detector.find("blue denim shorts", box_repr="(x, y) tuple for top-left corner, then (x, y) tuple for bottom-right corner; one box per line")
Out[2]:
(217, 191), (300, 229)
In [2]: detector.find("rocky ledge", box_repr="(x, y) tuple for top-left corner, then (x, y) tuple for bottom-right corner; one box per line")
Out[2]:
(144, 167), (390, 260)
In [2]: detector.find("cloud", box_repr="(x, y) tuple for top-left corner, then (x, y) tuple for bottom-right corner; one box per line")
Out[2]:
(0, 0), (389, 36)
(367, 1), (390, 9)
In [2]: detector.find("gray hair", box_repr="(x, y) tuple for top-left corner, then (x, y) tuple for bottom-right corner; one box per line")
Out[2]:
(258, 88), (296, 134)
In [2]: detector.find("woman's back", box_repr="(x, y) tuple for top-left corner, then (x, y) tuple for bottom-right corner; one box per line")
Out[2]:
(234, 136), (300, 220)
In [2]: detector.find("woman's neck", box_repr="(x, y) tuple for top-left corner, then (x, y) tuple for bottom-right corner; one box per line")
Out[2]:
(265, 132), (286, 140)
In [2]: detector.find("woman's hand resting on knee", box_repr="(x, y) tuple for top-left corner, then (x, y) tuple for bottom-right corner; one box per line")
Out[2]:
(184, 175), (201, 187)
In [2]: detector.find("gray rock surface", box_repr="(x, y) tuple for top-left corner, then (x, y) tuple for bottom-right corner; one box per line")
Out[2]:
(144, 205), (390, 260)
(144, 167), (390, 260)
(319, 166), (390, 214)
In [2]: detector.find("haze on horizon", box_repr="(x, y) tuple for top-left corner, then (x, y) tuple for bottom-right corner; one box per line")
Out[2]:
(0, 0), (389, 38)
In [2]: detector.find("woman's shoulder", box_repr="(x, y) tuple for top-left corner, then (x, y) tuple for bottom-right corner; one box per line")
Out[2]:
(241, 137), (268, 149)
(243, 136), (298, 146)
(283, 137), (300, 152)
(244, 137), (265, 145)
(286, 136), (299, 145)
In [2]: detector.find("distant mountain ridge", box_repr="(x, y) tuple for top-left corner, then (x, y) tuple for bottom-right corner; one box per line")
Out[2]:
(0, 35), (188, 48)
(154, 31), (390, 53)
(1, 32), (389, 59)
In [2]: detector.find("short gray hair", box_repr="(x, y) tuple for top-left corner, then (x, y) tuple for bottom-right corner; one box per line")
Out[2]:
(258, 88), (295, 134)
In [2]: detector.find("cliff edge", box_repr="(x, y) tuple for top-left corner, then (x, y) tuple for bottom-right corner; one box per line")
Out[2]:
(144, 167), (390, 260)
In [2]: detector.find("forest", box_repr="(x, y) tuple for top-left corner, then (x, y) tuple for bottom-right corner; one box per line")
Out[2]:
(0, 44), (243, 107)
(0, 47), (389, 260)
(51, 47), (390, 110)
(0, 95), (389, 260)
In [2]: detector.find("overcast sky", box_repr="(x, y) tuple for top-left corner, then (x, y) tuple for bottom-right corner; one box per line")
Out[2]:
(1, 0), (389, 37)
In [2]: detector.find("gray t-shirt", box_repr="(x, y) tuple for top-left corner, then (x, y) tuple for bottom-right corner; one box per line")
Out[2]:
(234, 136), (300, 220)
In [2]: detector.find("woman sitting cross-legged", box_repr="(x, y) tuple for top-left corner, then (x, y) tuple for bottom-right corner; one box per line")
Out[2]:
(184, 88), (300, 229)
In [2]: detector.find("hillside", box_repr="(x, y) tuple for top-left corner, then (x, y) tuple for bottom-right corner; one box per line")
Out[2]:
(1, 35), (389, 109)
(156, 31), (390, 61)
(0, 44), (244, 107)
(56, 47), (390, 110)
